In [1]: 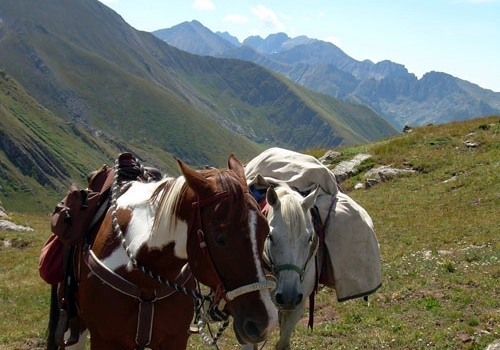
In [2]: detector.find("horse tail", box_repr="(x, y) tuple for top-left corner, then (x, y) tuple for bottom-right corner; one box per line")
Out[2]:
(46, 284), (59, 350)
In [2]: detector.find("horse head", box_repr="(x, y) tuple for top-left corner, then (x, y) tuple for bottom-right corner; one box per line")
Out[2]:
(177, 154), (278, 345)
(265, 185), (320, 310)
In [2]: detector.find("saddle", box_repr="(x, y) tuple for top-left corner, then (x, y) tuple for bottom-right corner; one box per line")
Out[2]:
(41, 152), (163, 348)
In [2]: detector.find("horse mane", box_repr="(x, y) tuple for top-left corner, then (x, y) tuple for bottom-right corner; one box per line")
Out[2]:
(150, 167), (248, 237)
(150, 177), (185, 236)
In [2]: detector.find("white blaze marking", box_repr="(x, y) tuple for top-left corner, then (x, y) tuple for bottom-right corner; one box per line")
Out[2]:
(248, 210), (265, 280)
(248, 210), (278, 329)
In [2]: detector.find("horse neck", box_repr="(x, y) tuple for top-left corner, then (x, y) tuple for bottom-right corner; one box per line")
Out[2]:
(149, 177), (190, 260)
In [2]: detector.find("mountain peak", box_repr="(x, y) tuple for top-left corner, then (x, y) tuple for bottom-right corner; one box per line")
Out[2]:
(216, 31), (240, 46)
(153, 20), (236, 55)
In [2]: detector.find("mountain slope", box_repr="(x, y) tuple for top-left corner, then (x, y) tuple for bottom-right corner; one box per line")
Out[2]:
(0, 69), (171, 212)
(0, 0), (397, 211)
(0, 0), (264, 165)
(154, 21), (500, 129)
(0, 0), (395, 150)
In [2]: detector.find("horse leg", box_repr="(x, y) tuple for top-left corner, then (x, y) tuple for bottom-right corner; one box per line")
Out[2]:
(275, 300), (307, 350)
(46, 285), (59, 350)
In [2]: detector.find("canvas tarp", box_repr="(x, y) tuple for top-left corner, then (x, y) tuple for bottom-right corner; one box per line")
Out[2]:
(245, 147), (382, 301)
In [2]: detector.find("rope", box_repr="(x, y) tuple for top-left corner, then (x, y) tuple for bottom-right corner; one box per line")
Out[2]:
(110, 158), (205, 301)
(197, 318), (230, 348)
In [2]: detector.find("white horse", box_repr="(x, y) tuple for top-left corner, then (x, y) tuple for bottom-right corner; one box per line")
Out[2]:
(243, 184), (320, 350)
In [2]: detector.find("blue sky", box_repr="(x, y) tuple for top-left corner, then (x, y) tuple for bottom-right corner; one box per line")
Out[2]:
(97, 0), (500, 92)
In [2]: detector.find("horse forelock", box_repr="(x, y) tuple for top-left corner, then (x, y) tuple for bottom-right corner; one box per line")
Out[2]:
(207, 168), (250, 224)
(273, 187), (308, 242)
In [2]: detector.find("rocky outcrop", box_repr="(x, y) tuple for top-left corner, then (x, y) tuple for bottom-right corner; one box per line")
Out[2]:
(487, 340), (500, 350)
(0, 219), (33, 232)
(321, 151), (416, 189)
(0, 201), (33, 232)
(363, 165), (416, 188)
(331, 153), (372, 183)
(319, 150), (341, 164)
(0, 202), (7, 218)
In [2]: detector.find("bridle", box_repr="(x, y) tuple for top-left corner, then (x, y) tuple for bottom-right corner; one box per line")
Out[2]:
(262, 207), (319, 283)
(189, 191), (276, 312)
(106, 160), (275, 346)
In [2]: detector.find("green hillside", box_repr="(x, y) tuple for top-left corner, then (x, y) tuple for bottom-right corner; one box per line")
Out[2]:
(0, 116), (498, 349)
(0, 69), (170, 211)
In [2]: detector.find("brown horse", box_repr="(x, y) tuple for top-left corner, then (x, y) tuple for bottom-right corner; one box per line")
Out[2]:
(67, 155), (277, 349)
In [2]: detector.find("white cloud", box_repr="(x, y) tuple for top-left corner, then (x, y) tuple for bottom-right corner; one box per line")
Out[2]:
(192, 0), (215, 11)
(223, 14), (248, 24)
(251, 5), (285, 31)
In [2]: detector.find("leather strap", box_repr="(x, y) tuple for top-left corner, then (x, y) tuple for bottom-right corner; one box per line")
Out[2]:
(136, 298), (155, 347)
(84, 249), (192, 347)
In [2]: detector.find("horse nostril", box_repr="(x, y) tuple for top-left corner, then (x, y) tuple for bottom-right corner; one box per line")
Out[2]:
(275, 293), (284, 305)
(295, 293), (303, 306)
(244, 319), (261, 340)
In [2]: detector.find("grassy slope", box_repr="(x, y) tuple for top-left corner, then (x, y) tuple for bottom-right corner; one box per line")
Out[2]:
(0, 71), (181, 212)
(1, 116), (498, 349)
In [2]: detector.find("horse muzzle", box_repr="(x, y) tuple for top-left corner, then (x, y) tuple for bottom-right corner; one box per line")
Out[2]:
(227, 285), (278, 345)
(274, 270), (304, 310)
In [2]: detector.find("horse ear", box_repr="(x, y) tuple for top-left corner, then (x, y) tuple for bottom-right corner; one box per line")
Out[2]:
(301, 186), (320, 211)
(266, 187), (280, 207)
(227, 153), (246, 181)
(177, 159), (213, 196)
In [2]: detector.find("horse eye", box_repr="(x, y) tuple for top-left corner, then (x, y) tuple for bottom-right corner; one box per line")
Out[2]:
(308, 235), (313, 243)
(215, 234), (226, 246)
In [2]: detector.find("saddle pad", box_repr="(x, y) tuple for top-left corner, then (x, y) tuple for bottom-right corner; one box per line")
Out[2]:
(315, 192), (382, 301)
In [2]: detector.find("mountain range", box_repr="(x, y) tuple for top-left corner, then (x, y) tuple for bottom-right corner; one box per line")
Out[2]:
(153, 20), (500, 129)
(0, 0), (396, 212)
